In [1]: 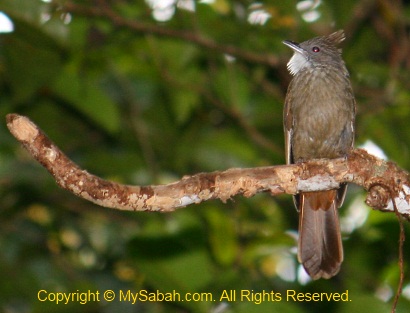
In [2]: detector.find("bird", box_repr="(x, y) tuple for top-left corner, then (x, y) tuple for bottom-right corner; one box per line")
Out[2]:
(283, 30), (356, 279)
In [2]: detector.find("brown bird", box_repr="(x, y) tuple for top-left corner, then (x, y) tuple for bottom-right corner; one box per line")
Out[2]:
(283, 30), (356, 279)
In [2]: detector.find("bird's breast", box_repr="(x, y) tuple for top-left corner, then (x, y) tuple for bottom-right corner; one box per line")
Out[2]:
(289, 69), (354, 161)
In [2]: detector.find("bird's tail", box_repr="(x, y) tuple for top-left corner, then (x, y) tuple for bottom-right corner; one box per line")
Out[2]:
(298, 190), (343, 280)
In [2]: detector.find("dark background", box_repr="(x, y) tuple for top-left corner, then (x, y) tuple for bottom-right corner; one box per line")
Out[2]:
(1, 0), (410, 312)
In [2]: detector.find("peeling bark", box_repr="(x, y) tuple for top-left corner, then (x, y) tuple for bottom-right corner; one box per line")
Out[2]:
(6, 114), (410, 216)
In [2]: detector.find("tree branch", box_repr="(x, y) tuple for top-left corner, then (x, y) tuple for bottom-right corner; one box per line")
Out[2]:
(6, 114), (410, 216)
(61, 1), (280, 67)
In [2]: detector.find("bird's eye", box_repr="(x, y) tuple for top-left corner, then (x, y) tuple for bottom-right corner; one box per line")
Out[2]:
(312, 46), (320, 53)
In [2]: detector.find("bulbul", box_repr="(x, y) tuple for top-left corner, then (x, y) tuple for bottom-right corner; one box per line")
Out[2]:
(283, 30), (355, 279)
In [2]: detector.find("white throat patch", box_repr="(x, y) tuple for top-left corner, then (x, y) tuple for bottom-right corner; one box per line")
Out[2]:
(287, 52), (310, 76)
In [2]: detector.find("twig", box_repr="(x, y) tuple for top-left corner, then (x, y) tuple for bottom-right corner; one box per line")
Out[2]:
(390, 191), (405, 313)
(202, 91), (283, 155)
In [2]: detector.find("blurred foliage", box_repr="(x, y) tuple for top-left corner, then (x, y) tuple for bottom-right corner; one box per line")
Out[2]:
(1, 0), (410, 312)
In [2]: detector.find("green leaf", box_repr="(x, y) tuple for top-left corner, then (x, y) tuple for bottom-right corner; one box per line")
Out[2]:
(336, 294), (390, 313)
(128, 224), (214, 312)
(1, 19), (62, 102)
(51, 64), (120, 133)
(171, 88), (199, 124)
(204, 206), (238, 266)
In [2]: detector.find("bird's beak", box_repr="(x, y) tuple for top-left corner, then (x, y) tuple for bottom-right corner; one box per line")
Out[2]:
(282, 40), (305, 55)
